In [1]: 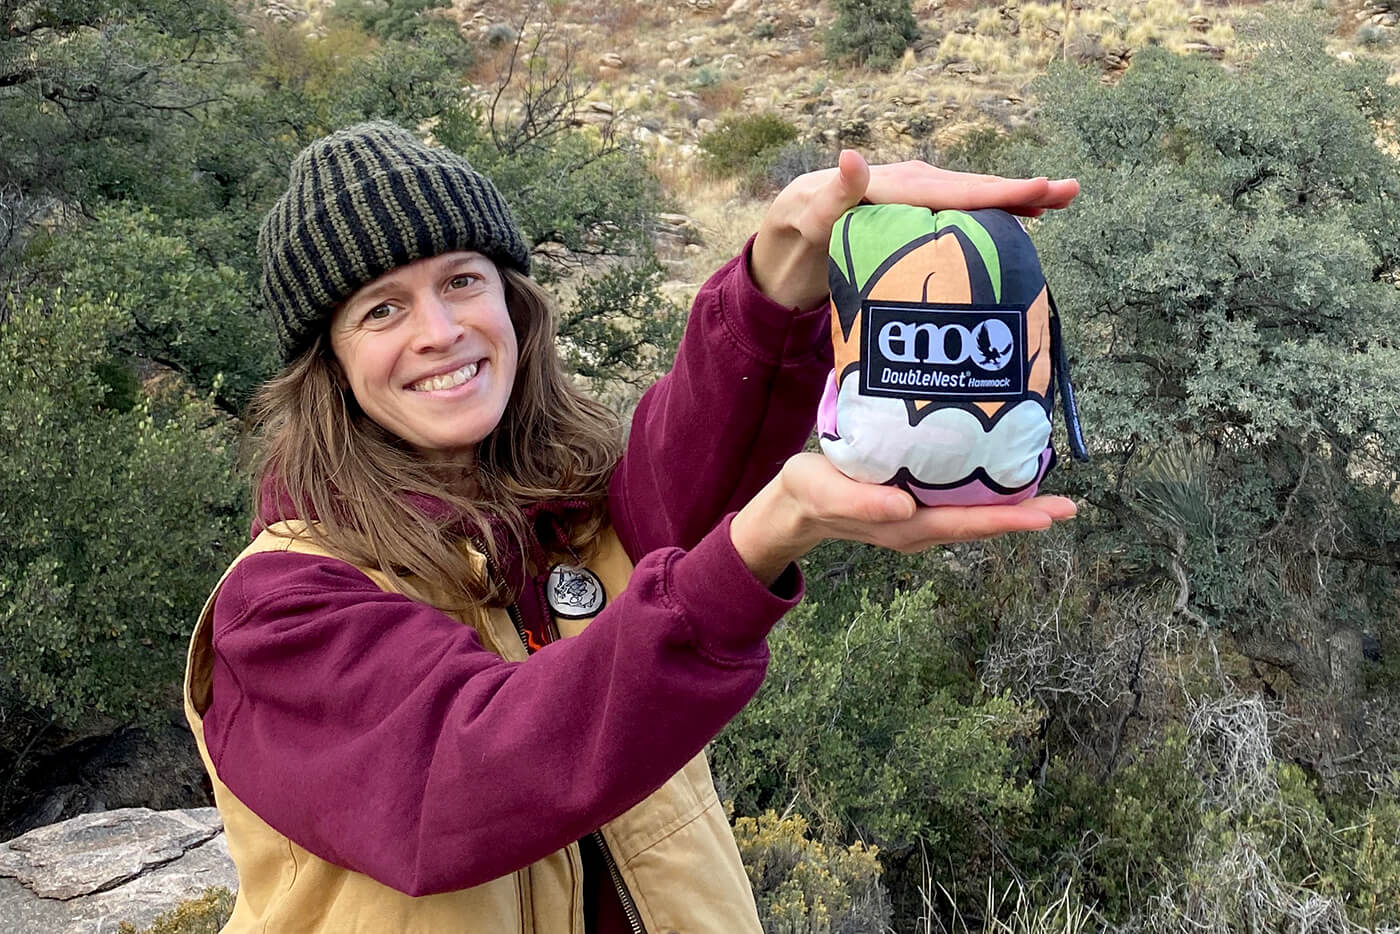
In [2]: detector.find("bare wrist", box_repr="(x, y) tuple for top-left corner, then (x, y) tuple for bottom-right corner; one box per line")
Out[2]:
(730, 478), (813, 587)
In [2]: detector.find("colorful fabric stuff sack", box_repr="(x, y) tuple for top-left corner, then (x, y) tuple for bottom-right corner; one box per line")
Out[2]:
(818, 205), (1088, 506)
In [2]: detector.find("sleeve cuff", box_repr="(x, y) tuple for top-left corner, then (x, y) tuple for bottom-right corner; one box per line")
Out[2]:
(718, 235), (831, 367)
(666, 512), (804, 660)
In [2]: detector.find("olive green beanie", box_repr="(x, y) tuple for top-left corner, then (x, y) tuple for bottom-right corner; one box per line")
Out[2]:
(257, 121), (531, 361)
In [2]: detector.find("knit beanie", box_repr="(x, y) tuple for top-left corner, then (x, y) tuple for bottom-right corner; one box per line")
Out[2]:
(257, 121), (531, 361)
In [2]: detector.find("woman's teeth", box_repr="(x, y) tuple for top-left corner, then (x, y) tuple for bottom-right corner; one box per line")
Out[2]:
(411, 362), (479, 392)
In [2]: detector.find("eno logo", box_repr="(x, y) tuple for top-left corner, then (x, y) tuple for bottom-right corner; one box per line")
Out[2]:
(876, 319), (1016, 371)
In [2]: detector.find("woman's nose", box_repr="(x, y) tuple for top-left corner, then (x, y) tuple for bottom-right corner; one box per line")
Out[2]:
(412, 297), (465, 352)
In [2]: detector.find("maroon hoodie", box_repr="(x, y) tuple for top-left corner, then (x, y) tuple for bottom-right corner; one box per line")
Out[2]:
(201, 241), (832, 928)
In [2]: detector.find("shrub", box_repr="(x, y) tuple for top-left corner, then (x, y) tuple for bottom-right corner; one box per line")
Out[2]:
(485, 22), (518, 46)
(713, 579), (1039, 849)
(754, 141), (832, 194)
(824, 0), (918, 70)
(117, 888), (234, 933)
(326, 0), (457, 42)
(994, 16), (1400, 698)
(0, 292), (245, 727)
(559, 256), (684, 396)
(699, 113), (800, 179)
(1355, 24), (1396, 47)
(734, 810), (891, 934)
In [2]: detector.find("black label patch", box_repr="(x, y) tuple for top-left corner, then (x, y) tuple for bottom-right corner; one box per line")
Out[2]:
(546, 564), (606, 619)
(860, 301), (1026, 401)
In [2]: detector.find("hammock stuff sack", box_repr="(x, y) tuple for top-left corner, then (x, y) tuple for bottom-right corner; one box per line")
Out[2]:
(818, 205), (1089, 507)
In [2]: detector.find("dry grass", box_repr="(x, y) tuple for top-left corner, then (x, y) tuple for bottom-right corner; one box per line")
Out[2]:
(641, 169), (767, 297)
(696, 78), (747, 114)
(932, 0), (1244, 75)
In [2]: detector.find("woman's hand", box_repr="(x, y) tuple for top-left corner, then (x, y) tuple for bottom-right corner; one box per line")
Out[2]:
(730, 453), (1077, 587)
(750, 150), (1080, 310)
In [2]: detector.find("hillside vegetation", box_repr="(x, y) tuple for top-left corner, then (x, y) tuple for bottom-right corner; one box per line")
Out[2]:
(2, 0), (1399, 931)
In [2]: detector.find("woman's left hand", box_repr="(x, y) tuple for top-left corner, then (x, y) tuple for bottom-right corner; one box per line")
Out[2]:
(750, 150), (1080, 310)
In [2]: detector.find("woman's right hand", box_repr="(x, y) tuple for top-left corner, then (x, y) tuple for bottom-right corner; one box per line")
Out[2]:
(729, 453), (1076, 586)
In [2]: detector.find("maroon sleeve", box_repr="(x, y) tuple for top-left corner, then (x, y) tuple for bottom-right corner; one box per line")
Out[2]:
(202, 514), (801, 897)
(609, 237), (832, 559)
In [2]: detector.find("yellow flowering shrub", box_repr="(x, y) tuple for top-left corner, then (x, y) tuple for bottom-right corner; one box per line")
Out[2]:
(734, 809), (890, 934)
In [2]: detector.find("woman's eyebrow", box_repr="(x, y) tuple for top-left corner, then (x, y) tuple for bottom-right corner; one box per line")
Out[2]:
(444, 254), (490, 271)
(350, 280), (402, 305)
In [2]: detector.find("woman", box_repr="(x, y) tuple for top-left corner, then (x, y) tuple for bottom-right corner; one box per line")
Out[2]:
(182, 122), (1078, 933)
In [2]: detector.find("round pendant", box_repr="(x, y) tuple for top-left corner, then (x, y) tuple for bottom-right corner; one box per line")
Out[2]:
(545, 564), (606, 619)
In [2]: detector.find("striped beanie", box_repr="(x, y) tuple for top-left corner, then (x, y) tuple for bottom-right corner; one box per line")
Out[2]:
(257, 121), (531, 361)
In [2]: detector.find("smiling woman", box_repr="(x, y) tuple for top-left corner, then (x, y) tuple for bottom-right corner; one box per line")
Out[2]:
(182, 121), (1078, 934)
(329, 252), (519, 463)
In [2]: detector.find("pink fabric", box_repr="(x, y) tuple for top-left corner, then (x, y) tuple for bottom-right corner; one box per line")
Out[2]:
(817, 369), (838, 437)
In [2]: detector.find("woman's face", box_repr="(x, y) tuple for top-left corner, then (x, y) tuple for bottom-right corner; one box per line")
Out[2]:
(329, 251), (519, 463)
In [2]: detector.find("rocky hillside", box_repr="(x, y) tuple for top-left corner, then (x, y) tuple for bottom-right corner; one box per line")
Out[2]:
(256, 0), (1399, 280)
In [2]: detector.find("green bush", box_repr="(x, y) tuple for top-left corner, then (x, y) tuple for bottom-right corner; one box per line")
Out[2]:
(0, 292), (245, 727)
(327, 0), (459, 42)
(734, 810), (890, 934)
(713, 577), (1039, 850)
(699, 113), (800, 180)
(559, 256), (685, 396)
(824, 0), (918, 70)
(754, 141), (832, 195)
(118, 888), (234, 934)
(994, 16), (1400, 697)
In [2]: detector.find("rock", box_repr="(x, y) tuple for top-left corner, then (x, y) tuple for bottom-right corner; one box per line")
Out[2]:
(0, 808), (236, 934)
(725, 0), (751, 16)
(687, 0), (716, 10)
(944, 59), (981, 74)
(655, 213), (703, 248)
(1104, 47), (1133, 70)
(837, 118), (871, 144)
(1182, 40), (1225, 58)
(598, 52), (625, 68)
(587, 100), (615, 114)
(658, 57), (677, 69)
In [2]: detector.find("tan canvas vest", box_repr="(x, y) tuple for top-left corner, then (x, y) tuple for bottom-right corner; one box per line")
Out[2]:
(183, 520), (762, 934)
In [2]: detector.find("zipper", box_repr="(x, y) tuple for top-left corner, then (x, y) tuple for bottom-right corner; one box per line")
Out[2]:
(505, 599), (530, 655)
(590, 830), (647, 934)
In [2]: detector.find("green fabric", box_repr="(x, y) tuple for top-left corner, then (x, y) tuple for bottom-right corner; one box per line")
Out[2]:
(257, 121), (530, 361)
(829, 205), (1003, 303)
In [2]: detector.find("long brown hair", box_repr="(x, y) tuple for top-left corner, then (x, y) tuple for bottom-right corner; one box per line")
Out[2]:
(245, 267), (624, 611)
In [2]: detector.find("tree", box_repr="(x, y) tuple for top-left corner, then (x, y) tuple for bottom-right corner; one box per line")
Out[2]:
(824, 0), (918, 71)
(983, 18), (1400, 713)
(0, 0), (238, 236)
(0, 289), (245, 730)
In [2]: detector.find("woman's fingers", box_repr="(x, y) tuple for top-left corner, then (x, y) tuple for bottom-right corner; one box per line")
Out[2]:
(861, 166), (1080, 217)
(791, 149), (871, 246)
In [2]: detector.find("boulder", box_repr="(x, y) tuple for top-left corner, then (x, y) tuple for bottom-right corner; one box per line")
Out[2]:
(0, 808), (236, 934)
